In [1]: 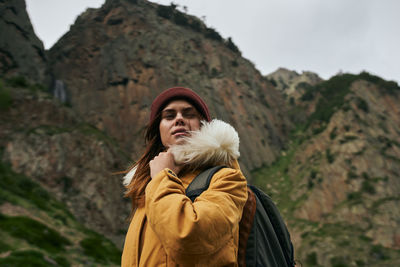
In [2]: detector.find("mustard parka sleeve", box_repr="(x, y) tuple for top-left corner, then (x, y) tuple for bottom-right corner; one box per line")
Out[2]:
(145, 166), (248, 265)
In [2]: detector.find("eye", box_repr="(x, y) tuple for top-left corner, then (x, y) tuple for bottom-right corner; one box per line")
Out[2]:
(162, 113), (175, 120)
(185, 113), (196, 118)
(183, 110), (198, 118)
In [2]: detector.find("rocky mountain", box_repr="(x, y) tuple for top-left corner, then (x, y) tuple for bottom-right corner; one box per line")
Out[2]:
(1, 0), (400, 266)
(0, 75), (130, 242)
(267, 67), (323, 104)
(253, 72), (400, 266)
(0, 0), (48, 84)
(47, 0), (292, 175)
(1, 0), (129, 264)
(1, 0), (291, 264)
(266, 67), (324, 130)
(0, 77), (124, 265)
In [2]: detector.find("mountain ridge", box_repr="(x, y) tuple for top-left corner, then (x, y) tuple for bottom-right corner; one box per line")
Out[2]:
(254, 72), (400, 266)
(1, 0), (400, 266)
(48, 0), (292, 175)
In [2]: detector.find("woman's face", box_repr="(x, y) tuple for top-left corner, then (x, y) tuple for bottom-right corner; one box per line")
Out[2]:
(159, 100), (201, 148)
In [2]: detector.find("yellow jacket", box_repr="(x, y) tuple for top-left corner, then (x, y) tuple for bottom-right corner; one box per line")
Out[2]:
(122, 120), (248, 266)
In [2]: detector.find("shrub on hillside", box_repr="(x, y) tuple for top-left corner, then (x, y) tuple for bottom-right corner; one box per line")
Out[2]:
(173, 10), (189, 26)
(80, 230), (121, 264)
(359, 71), (399, 94)
(6, 76), (28, 87)
(0, 214), (71, 253)
(0, 81), (12, 110)
(157, 4), (175, 19)
(300, 87), (315, 101)
(205, 27), (223, 41)
(356, 97), (369, 112)
(226, 37), (241, 54)
(188, 18), (202, 32)
(326, 149), (335, 163)
(268, 78), (277, 87)
(0, 250), (49, 267)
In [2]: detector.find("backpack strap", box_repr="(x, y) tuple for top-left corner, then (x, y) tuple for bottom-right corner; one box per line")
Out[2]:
(186, 166), (225, 202)
(248, 185), (295, 267)
(238, 187), (257, 267)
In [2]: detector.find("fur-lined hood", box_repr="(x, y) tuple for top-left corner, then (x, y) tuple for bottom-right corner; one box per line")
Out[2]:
(123, 119), (240, 186)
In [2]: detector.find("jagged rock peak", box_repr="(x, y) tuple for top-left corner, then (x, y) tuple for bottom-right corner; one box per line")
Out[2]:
(266, 67), (323, 101)
(0, 0), (48, 84)
(48, 0), (292, 174)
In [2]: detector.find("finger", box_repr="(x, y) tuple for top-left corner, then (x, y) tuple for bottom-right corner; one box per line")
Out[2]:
(157, 152), (166, 157)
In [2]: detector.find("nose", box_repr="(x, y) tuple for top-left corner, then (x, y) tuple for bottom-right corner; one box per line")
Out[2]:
(175, 112), (185, 125)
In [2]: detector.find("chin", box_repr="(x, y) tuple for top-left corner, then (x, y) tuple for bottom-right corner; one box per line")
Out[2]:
(174, 137), (187, 145)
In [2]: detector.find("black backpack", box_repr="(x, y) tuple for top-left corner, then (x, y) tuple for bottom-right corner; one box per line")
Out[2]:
(186, 166), (295, 267)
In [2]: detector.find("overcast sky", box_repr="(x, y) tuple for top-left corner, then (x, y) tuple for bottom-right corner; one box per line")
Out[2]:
(26, 0), (400, 83)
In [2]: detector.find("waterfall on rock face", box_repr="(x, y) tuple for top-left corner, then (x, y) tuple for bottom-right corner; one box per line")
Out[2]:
(54, 80), (67, 103)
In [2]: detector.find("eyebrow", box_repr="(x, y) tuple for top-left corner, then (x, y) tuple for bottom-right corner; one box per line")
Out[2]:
(162, 106), (196, 113)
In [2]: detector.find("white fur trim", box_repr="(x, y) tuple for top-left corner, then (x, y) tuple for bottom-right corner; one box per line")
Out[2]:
(170, 119), (240, 168)
(122, 119), (240, 186)
(122, 166), (137, 186)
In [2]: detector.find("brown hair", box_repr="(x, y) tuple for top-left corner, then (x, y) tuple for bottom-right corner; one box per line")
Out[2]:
(124, 98), (207, 218)
(124, 112), (164, 215)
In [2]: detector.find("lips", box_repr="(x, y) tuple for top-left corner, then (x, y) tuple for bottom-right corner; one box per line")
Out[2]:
(172, 128), (188, 137)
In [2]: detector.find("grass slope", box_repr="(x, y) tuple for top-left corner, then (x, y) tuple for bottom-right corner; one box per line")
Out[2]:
(0, 158), (121, 266)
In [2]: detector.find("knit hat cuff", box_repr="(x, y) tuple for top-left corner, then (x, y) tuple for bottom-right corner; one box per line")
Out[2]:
(150, 87), (211, 123)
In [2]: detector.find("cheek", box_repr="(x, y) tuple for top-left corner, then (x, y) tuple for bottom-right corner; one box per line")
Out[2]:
(159, 121), (169, 143)
(190, 119), (201, 131)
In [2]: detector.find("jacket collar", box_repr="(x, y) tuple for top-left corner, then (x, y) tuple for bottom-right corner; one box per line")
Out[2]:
(123, 119), (240, 186)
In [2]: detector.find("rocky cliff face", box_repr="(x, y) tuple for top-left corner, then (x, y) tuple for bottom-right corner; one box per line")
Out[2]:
(0, 1), (125, 264)
(267, 67), (324, 128)
(0, 0), (48, 84)
(254, 73), (400, 266)
(0, 78), (129, 246)
(48, 0), (292, 175)
(1, 0), (290, 261)
(267, 67), (323, 103)
(0, 77), (126, 264)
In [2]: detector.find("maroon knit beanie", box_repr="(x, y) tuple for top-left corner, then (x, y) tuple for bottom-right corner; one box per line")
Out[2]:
(150, 87), (211, 123)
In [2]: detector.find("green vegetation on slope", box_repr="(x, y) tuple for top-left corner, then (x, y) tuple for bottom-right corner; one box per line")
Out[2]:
(301, 71), (399, 132)
(0, 250), (55, 267)
(0, 75), (125, 265)
(252, 129), (309, 219)
(80, 230), (122, 265)
(0, 161), (121, 265)
(252, 72), (400, 266)
(299, 221), (400, 267)
(0, 80), (12, 111)
(2, 75), (49, 93)
(0, 214), (71, 253)
(0, 75), (50, 111)
(0, 162), (74, 220)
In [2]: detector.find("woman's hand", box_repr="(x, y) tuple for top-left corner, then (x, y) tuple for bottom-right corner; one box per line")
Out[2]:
(150, 149), (182, 178)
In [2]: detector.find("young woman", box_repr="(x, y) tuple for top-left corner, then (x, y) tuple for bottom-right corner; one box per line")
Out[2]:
(121, 87), (248, 266)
